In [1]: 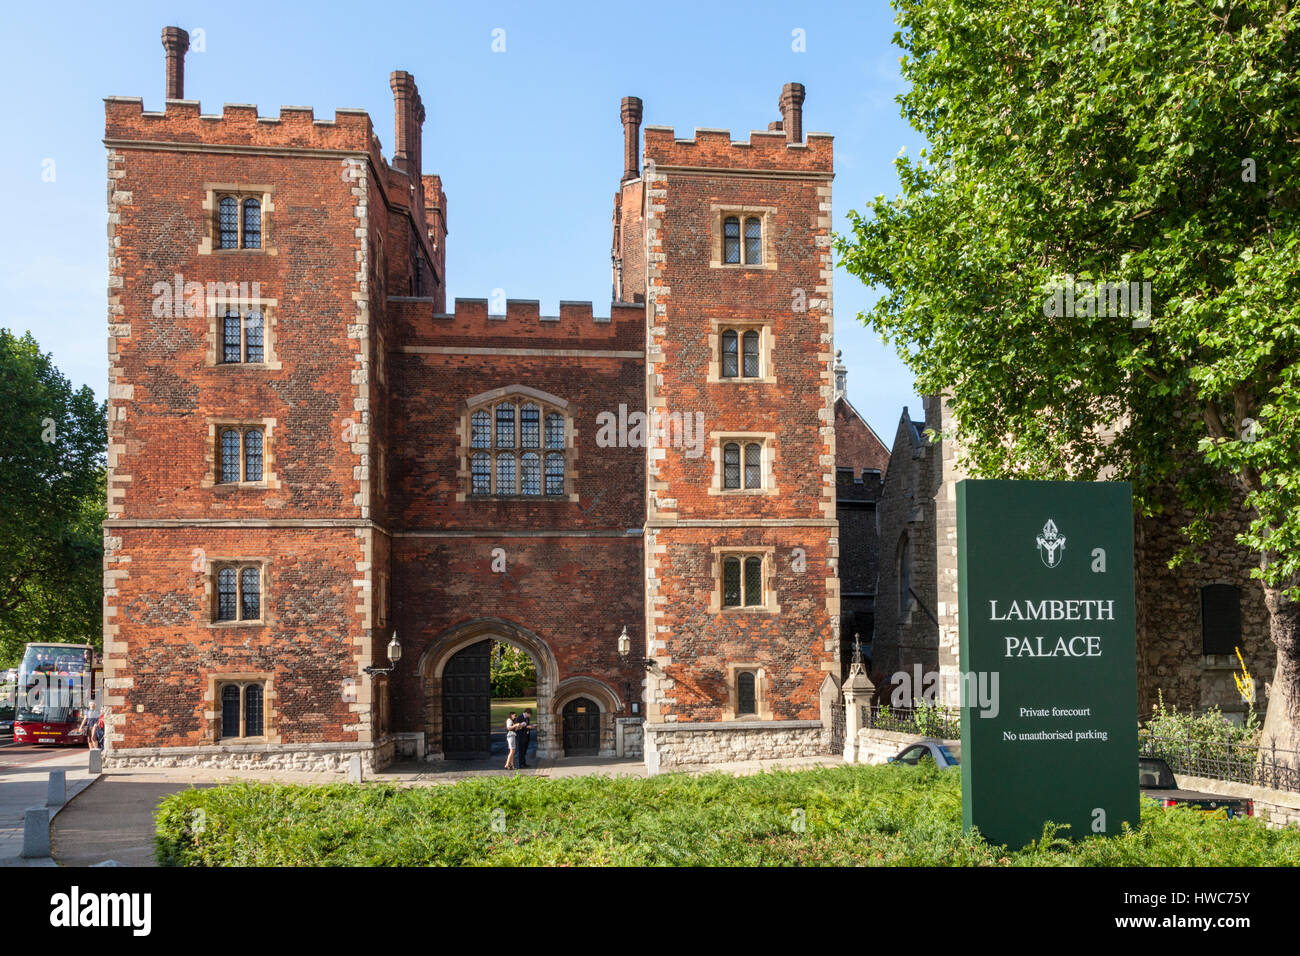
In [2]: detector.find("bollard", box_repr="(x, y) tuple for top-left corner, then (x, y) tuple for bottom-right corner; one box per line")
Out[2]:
(89, 749), (102, 775)
(21, 807), (51, 858)
(46, 770), (66, 807)
(347, 754), (363, 783)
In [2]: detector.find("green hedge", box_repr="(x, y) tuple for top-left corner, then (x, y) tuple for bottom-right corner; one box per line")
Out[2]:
(154, 763), (1300, 867)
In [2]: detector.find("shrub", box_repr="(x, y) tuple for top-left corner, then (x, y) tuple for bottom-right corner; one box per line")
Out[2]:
(154, 763), (1300, 867)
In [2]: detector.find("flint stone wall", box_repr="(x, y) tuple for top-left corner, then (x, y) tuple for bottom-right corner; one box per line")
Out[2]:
(643, 720), (824, 773)
(104, 738), (394, 775)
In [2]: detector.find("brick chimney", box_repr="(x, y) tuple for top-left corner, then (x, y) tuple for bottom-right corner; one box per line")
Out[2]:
(161, 26), (190, 100)
(621, 96), (643, 181)
(390, 71), (422, 177)
(779, 82), (805, 144)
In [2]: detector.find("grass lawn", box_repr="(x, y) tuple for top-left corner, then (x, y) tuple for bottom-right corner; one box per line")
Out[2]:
(490, 698), (536, 731)
(155, 763), (1300, 867)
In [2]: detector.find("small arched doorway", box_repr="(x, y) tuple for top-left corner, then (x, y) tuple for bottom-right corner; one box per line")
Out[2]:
(562, 697), (601, 756)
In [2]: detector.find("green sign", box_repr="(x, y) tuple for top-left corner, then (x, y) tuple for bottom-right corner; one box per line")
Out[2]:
(958, 479), (1139, 848)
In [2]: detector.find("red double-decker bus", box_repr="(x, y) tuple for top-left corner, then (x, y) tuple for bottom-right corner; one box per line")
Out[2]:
(12, 643), (96, 746)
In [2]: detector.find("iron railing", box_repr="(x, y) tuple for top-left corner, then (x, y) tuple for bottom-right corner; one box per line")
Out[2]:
(862, 703), (962, 740)
(1140, 734), (1300, 795)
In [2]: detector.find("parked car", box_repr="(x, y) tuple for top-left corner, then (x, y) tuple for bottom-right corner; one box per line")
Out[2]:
(1139, 756), (1253, 818)
(0, 703), (12, 738)
(888, 739), (960, 769)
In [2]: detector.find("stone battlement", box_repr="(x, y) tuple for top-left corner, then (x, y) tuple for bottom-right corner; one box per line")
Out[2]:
(104, 97), (381, 158)
(643, 125), (833, 173)
(388, 297), (644, 347)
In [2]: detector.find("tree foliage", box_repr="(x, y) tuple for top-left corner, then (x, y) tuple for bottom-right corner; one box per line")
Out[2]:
(0, 330), (106, 665)
(835, 0), (1300, 595)
(490, 642), (537, 698)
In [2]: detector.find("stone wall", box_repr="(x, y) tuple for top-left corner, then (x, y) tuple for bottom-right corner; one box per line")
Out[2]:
(1170, 773), (1300, 830)
(643, 720), (825, 773)
(105, 738), (394, 774)
(617, 717), (644, 758)
(872, 408), (940, 694)
(1134, 495), (1274, 719)
(853, 727), (959, 765)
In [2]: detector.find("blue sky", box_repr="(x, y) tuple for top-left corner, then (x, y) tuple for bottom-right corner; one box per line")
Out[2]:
(0, 0), (924, 443)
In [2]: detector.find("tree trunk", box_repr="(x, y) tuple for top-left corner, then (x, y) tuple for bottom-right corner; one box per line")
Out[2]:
(1260, 583), (1300, 770)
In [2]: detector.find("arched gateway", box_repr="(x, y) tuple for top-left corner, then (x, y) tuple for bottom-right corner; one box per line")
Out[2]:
(417, 618), (624, 761)
(418, 618), (561, 760)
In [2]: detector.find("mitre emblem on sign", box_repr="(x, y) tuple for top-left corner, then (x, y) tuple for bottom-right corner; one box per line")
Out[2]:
(1036, 519), (1066, 568)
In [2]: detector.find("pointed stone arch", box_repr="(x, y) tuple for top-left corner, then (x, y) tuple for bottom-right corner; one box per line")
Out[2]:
(554, 676), (623, 756)
(418, 617), (560, 760)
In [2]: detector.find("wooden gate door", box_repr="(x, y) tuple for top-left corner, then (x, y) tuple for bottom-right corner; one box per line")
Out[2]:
(442, 642), (491, 758)
(562, 698), (600, 756)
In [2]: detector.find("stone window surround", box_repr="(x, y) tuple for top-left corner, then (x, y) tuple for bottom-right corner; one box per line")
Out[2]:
(722, 663), (774, 721)
(709, 431), (778, 497)
(205, 559), (268, 628)
(207, 672), (278, 745)
(706, 317), (776, 384)
(456, 385), (578, 503)
(204, 296), (281, 370)
(198, 184), (277, 256)
(202, 418), (280, 490)
(709, 546), (780, 615)
(709, 204), (778, 271)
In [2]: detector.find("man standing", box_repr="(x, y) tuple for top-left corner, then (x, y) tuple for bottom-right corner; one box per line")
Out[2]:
(516, 709), (533, 768)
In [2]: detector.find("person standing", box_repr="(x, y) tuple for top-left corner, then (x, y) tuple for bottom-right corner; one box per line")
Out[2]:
(504, 711), (519, 770)
(516, 710), (532, 768)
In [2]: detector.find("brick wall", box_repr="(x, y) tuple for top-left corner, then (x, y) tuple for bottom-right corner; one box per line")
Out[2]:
(641, 117), (839, 732)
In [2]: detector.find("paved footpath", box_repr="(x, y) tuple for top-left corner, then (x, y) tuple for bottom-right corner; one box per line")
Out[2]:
(47, 753), (841, 867)
(0, 746), (101, 866)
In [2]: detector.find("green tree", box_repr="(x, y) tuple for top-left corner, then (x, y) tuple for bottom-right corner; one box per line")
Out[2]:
(0, 330), (106, 665)
(490, 642), (537, 698)
(836, 2), (1300, 756)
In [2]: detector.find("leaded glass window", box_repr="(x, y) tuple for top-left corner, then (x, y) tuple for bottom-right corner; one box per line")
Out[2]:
(521, 403), (540, 448)
(723, 442), (741, 489)
(471, 452), (491, 494)
(243, 430), (263, 482)
(545, 453), (565, 495)
(521, 452), (541, 495)
(721, 330), (739, 377)
(220, 685), (241, 738)
(245, 311), (263, 362)
(744, 217), (762, 264)
(723, 216), (740, 263)
(737, 672), (756, 715)
(219, 428), (264, 482)
(471, 410), (491, 449)
(744, 556), (763, 606)
(219, 682), (266, 739)
(469, 396), (568, 496)
(744, 442), (761, 489)
(241, 199), (261, 248)
(220, 430), (241, 483)
(217, 567), (238, 621)
(223, 311), (242, 362)
(244, 684), (263, 736)
(496, 404), (516, 448)
(723, 557), (741, 607)
(496, 453), (516, 495)
(240, 567), (260, 620)
(218, 196), (239, 249)
(742, 330), (760, 377)
(545, 413), (565, 449)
